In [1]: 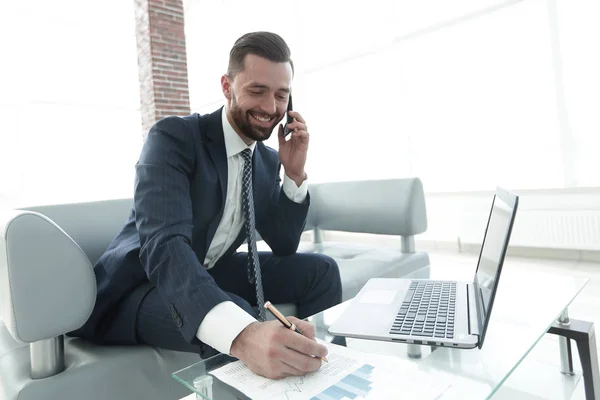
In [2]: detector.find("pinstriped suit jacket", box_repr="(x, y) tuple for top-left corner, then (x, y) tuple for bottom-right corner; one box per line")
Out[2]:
(73, 107), (309, 346)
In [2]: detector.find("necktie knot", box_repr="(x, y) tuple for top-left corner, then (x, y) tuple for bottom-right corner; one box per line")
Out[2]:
(241, 148), (252, 164)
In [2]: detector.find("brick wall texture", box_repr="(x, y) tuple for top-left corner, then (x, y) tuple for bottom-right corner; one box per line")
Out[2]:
(134, 0), (190, 136)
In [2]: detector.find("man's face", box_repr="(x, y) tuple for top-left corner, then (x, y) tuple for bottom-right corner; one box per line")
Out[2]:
(222, 54), (293, 142)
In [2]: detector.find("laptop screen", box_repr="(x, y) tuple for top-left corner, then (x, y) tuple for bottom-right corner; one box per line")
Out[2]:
(474, 188), (518, 347)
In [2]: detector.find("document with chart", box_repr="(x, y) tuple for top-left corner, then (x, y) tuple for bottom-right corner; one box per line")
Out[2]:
(209, 340), (450, 399)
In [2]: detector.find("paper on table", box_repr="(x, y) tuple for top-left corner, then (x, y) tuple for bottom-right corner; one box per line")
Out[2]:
(209, 340), (451, 400)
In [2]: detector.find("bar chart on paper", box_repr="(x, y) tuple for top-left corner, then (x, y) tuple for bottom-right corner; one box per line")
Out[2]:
(311, 364), (375, 400)
(209, 341), (450, 400)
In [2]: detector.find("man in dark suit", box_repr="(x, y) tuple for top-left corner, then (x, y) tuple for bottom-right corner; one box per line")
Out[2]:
(71, 31), (342, 379)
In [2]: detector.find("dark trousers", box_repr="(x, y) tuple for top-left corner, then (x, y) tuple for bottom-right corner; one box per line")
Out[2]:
(134, 252), (342, 357)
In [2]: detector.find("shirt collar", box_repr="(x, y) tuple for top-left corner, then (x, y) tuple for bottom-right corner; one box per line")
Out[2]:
(221, 106), (256, 158)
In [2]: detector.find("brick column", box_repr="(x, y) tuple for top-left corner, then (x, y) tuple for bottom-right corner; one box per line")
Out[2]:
(134, 0), (190, 136)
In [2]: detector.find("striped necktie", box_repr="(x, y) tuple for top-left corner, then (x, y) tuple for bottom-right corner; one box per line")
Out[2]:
(240, 148), (266, 321)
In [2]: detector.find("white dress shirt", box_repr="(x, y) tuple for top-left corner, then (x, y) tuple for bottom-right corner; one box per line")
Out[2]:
(196, 106), (308, 355)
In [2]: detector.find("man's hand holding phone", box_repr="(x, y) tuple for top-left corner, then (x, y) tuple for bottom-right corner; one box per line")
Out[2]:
(284, 93), (294, 137)
(278, 96), (308, 187)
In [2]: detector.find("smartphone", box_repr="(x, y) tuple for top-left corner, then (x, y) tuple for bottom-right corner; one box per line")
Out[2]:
(284, 93), (293, 137)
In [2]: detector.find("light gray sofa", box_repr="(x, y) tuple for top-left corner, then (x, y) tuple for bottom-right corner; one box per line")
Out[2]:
(0, 177), (429, 400)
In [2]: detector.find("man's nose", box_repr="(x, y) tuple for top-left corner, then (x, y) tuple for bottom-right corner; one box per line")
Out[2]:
(259, 96), (277, 115)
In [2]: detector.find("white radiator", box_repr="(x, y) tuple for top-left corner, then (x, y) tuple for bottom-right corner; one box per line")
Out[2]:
(422, 190), (600, 252)
(467, 210), (600, 251)
(510, 211), (600, 250)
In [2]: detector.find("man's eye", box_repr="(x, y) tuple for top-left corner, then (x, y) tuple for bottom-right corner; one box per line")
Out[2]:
(249, 91), (263, 95)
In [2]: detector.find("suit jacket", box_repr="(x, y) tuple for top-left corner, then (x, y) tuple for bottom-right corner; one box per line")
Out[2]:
(73, 107), (309, 346)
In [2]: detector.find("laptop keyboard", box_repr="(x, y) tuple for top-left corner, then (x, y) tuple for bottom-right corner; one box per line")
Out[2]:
(389, 281), (456, 339)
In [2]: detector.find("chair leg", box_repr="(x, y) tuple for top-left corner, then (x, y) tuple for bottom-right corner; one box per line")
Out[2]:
(30, 336), (65, 379)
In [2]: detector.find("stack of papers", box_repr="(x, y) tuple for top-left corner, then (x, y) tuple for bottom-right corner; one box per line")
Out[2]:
(209, 340), (451, 399)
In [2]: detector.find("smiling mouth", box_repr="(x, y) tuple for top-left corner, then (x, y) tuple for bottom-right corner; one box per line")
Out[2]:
(249, 112), (275, 125)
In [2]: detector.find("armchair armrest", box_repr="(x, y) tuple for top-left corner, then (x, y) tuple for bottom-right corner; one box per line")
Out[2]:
(0, 210), (96, 343)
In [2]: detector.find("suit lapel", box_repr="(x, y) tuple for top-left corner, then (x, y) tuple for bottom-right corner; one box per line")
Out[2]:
(203, 108), (228, 250)
(201, 108), (271, 251)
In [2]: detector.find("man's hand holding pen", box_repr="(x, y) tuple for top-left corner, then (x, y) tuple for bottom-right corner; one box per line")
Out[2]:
(230, 315), (328, 380)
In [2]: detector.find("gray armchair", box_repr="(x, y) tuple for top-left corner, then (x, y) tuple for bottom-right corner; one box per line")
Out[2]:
(0, 177), (429, 400)
(0, 205), (198, 400)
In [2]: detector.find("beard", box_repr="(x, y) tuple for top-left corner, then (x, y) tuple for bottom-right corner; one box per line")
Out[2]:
(229, 95), (281, 142)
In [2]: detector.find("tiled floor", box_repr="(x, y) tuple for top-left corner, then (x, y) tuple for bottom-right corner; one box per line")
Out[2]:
(425, 250), (600, 400)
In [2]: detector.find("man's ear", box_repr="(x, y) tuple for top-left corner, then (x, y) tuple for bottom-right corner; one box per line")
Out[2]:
(221, 74), (232, 100)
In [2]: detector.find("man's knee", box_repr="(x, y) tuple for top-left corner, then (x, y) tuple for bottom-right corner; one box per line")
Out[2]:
(312, 254), (342, 297)
(323, 255), (341, 282)
(307, 253), (338, 274)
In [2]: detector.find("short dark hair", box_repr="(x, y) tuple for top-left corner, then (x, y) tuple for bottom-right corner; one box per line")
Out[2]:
(227, 31), (294, 78)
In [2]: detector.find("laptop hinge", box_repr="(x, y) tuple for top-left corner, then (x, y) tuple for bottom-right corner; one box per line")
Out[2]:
(467, 284), (481, 336)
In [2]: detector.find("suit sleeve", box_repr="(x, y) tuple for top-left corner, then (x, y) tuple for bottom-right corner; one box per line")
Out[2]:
(134, 118), (233, 344)
(256, 163), (310, 256)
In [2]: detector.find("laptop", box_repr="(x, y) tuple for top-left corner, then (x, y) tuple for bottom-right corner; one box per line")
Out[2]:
(328, 187), (519, 349)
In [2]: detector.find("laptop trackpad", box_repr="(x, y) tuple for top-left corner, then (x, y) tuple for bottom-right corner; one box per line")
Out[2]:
(358, 289), (398, 304)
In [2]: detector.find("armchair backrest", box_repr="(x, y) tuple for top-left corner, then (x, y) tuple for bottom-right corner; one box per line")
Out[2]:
(306, 178), (428, 236)
(25, 199), (133, 265)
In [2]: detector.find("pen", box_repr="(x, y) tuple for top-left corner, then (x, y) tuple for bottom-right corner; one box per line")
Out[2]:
(264, 301), (328, 363)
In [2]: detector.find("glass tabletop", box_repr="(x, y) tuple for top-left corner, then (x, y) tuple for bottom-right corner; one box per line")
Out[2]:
(172, 266), (588, 400)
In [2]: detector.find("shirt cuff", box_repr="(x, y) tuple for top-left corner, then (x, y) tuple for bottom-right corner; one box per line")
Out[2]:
(282, 173), (308, 203)
(196, 301), (257, 355)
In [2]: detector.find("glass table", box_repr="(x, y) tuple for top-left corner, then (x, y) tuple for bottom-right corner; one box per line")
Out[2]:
(173, 266), (591, 399)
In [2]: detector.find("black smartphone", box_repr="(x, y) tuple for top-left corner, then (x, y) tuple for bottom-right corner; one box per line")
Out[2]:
(284, 93), (293, 137)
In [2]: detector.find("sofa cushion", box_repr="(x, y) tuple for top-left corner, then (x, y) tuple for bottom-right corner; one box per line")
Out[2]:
(0, 322), (25, 360)
(0, 336), (199, 400)
(297, 242), (430, 301)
